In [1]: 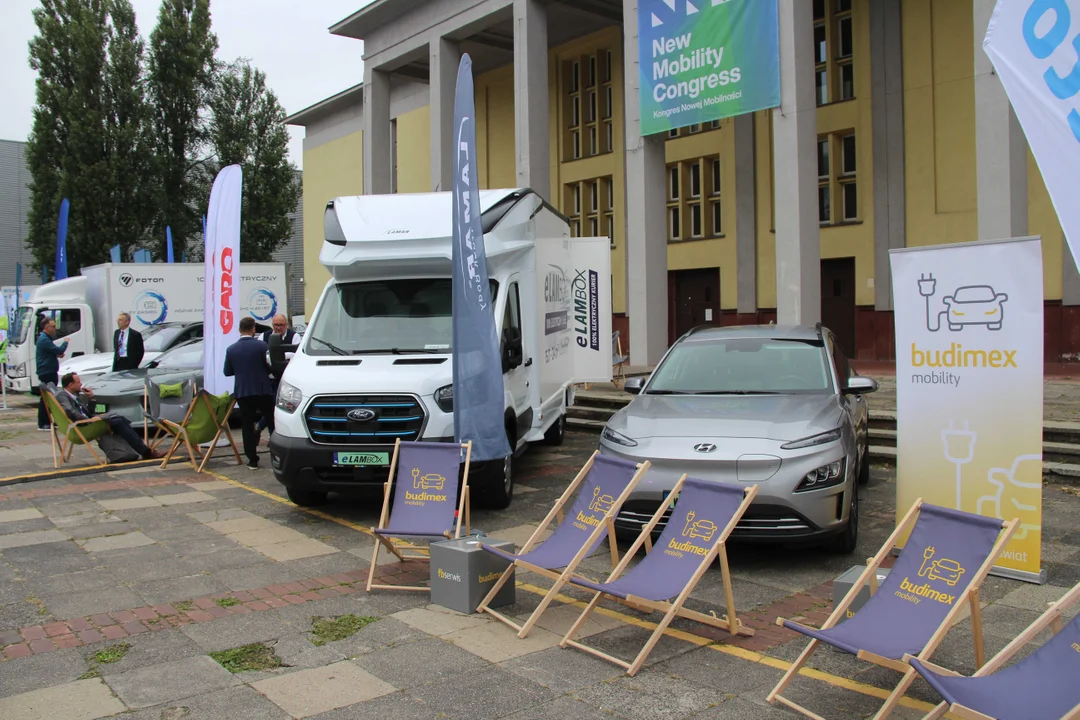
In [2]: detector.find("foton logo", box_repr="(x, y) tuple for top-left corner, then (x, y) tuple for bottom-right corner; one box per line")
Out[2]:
(218, 247), (234, 333)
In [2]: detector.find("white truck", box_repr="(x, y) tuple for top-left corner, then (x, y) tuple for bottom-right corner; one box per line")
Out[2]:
(269, 188), (613, 509)
(4, 262), (290, 394)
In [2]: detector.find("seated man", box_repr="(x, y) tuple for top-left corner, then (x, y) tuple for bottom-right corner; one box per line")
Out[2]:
(55, 372), (164, 460)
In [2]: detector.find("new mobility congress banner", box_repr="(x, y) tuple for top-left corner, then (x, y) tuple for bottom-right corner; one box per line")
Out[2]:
(891, 237), (1044, 582)
(638, 0), (779, 136)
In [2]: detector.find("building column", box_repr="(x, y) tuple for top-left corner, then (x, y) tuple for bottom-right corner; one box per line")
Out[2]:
(363, 67), (392, 194)
(430, 37), (460, 192)
(870, 0), (906, 311)
(773, 0), (820, 325)
(623, 0), (668, 366)
(974, 0), (1027, 240)
(734, 114), (757, 316)
(513, 0), (550, 198)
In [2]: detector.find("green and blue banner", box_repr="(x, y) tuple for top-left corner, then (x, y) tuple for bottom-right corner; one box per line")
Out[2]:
(638, 0), (780, 136)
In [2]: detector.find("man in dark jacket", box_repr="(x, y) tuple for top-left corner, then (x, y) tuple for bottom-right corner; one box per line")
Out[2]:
(55, 373), (163, 460)
(224, 316), (274, 470)
(256, 314), (297, 433)
(36, 317), (68, 430)
(112, 312), (145, 372)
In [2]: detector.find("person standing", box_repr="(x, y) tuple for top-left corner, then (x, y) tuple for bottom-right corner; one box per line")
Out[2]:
(36, 317), (68, 430)
(112, 312), (145, 372)
(223, 317), (274, 470)
(256, 314), (297, 433)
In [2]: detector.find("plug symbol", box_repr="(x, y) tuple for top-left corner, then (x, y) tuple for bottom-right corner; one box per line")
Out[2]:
(942, 421), (976, 510)
(918, 273), (937, 298)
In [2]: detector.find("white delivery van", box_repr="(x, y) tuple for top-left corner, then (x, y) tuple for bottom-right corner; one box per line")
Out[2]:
(4, 262), (289, 393)
(269, 188), (613, 510)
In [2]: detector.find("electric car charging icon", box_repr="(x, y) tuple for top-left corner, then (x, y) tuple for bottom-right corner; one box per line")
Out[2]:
(411, 467), (446, 491)
(682, 511), (718, 543)
(918, 274), (1008, 332)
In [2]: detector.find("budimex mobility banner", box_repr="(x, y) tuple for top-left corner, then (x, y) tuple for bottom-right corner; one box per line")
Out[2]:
(890, 237), (1044, 582)
(637, 0), (779, 136)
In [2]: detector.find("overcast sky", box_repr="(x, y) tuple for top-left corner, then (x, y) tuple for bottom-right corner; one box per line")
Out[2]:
(0, 0), (373, 169)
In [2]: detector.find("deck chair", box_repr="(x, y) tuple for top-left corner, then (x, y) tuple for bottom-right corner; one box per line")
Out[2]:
(365, 439), (472, 593)
(158, 389), (241, 473)
(475, 452), (650, 638)
(143, 377), (196, 451)
(42, 385), (112, 468)
(767, 499), (1019, 720)
(906, 581), (1080, 720)
(611, 330), (630, 389)
(560, 475), (759, 676)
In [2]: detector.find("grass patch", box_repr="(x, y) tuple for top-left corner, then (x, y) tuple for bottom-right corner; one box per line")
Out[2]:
(209, 643), (283, 673)
(79, 668), (102, 680)
(310, 614), (378, 647)
(214, 597), (240, 608)
(173, 600), (195, 612)
(93, 643), (131, 665)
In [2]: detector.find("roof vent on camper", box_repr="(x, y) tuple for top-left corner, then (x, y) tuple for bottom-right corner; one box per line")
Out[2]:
(325, 201), (346, 247)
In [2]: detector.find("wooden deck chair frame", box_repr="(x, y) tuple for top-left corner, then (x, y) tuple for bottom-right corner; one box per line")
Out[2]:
(611, 332), (629, 389)
(43, 388), (107, 468)
(142, 379), (197, 452)
(905, 581), (1080, 720)
(476, 452), (651, 638)
(766, 498), (1019, 720)
(158, 392), (242, 473)
(365, 439), (473, 593)
(560, 475), (759, 677)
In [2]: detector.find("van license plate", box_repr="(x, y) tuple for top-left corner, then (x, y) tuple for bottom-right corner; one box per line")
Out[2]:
(334, 452), (389, 467)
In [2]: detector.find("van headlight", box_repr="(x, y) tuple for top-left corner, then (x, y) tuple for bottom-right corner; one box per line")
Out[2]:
(435, 385), (454, 413)
(276, 381), (303, 414)
(795, 460), (845, 492)
(781, 428), (842, 450)
(601, 427), (638, 448)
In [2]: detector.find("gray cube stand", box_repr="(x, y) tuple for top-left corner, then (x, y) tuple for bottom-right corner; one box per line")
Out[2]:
(429, 536), (516, 614)
(832, 565), (891, 625)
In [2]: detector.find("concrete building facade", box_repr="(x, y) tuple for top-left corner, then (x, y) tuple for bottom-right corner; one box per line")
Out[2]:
(286, 0), (1076, 364)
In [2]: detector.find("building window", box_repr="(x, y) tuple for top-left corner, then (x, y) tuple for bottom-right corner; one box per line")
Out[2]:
(689, 161), (701, 198)
(563, 49), (614, 161)
(835, 0), (854, 101)
(565, 177), (616, 245)
(668, 155), (722, 241)
(818, 132), (858, 224)
(817, 138), (830, 224)
(839, 133), (857, 221)
(812, 0), (856, 106)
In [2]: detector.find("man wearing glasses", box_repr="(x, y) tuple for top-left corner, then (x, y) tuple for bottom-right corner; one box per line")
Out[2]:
(257, 315), (298, 434)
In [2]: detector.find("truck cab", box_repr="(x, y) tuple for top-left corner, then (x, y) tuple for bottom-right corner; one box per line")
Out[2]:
(5, 277), (95, 394)
(269, 188), (612, 511)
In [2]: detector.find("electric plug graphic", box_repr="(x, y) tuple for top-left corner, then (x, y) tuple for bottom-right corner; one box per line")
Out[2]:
(918, 273), (937, 297)
(942, 421), (976, 511)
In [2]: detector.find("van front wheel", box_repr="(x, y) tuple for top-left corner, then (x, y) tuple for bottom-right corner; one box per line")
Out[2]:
(477, 431), (514, 510)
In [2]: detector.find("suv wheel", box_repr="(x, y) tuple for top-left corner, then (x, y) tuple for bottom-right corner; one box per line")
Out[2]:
(857, 435), (871, 486)
(287, 487), (328, 507)
(543, 414), (566, 446)
(831, 482), (859, 554)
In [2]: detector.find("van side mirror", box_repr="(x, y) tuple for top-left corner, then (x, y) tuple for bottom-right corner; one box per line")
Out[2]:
(623, 377), (645, 394)
(844, 376), (878, 395)
(501, 327), (523, 373)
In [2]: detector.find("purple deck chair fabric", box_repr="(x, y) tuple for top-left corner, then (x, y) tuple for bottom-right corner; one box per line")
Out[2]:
(482, 454), (640, 568)
(785, 505), (1002, 660)
(909, 612), (1080, 720)
(374, 442), (464, 538)
(571, 478), (745, 603)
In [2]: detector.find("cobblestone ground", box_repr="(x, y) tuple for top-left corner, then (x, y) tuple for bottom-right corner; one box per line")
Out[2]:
(1, 426), (1077, 719)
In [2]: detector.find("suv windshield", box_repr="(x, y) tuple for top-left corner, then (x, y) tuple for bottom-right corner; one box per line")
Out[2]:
(143, 325), (188, 352)
(647, 337), (833, 395)
(152, 340), (203, 369)
(306, 279), (497, 355)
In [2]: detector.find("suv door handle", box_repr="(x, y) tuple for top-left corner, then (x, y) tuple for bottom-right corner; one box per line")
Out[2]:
(524, 358), (533, 367)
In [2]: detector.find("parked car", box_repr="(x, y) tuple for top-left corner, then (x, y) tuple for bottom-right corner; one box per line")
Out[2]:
(59, 322), (204, 384)
(597, 324), (877, 553)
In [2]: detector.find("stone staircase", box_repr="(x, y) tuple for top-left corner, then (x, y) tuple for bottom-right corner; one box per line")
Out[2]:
(567, 387), (1080, 482)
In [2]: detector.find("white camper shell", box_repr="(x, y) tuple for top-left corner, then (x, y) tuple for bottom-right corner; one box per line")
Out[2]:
(269, 188), (613, 510)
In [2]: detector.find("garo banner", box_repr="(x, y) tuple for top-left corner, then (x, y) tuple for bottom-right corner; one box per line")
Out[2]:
(637, 0), (779, 136)
(890, 237), (1044, 582)
(203, 164), (243, 397)
(983, 0), (1080, 271)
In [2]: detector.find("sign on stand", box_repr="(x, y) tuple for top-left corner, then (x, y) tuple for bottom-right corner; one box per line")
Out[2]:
(890, 237), (1045, 584)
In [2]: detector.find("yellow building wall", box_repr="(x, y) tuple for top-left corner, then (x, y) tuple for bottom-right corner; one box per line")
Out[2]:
(300, 131), (364, 318)
(475, 66), (517, 190)
(395, 105), (431, 193)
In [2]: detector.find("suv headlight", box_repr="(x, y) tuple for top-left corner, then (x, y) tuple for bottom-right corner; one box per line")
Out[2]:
(781, 428), (842, 450)
(276, 381), (303, 414)
(434, 385), (454, 413)
(601, 426), (638, 448)
(794, 459), (845, 492)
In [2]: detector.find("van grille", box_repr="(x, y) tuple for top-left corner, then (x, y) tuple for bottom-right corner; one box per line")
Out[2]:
(304, 395), (425, 445)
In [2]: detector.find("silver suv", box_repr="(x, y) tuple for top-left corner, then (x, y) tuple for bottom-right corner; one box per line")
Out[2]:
(598, 324), (877, 553)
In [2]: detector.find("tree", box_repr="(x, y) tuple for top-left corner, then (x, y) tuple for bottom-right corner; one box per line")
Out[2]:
(207, 60), (301, 262)
(147, 0), (217, 262)
(26, 0), (157, 274)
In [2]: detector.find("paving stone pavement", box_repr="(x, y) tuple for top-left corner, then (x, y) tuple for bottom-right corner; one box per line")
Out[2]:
(0, 427), (1077, 718)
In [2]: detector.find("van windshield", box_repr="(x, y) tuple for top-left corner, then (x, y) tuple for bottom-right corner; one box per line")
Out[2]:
(12, 307), (35, 344)
(306, 279), (498, 356)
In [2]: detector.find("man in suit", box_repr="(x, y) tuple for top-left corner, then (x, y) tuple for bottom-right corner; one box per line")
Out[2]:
(112, 312), (144, 372)
(36, 317), (68, 430)
(224, 316), (274, 470)
(55, 372), (163, 459)
(256, 314), (297, 433)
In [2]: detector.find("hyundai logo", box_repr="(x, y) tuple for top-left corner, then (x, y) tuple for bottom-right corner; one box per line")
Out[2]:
(693, 443), (717, 453)
(347, 409), (377, 422)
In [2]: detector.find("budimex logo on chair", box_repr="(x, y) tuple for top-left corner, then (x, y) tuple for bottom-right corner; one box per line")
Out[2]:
(573, 487), (613, 531)
(404, 467), (447, 506)
(665, 511), (715, 558)
(894, 547), (964, 607)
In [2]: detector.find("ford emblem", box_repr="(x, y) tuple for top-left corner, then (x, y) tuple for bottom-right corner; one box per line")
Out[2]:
(347, 409), (377, 422)
(693, 443), (717, 453)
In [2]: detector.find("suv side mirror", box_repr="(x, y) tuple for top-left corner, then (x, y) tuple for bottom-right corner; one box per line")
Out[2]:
(844, 376), (878, 394)
(501, 327), (523, 373)
(623, 376), (645, 395)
